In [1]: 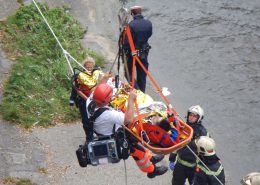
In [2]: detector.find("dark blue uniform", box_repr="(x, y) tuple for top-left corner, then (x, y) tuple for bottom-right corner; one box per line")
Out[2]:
(193, 155), (225, 185)
(124, 14), (152, 93)
(169, 123), (209, 185)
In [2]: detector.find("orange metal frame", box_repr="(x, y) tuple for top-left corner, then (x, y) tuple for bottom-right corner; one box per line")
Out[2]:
(122, 25), (193, 154)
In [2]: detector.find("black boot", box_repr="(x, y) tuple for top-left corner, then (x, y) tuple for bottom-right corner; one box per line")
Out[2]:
(83, 127), (88, 143)
(150, 154), (164, 164)
(147, 165), (168, 178)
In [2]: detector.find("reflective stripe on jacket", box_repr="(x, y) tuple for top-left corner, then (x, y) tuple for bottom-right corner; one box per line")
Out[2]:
(197, 163), (224, 176)
(130, 143), (154, 173)
(177, 156), (197, 168)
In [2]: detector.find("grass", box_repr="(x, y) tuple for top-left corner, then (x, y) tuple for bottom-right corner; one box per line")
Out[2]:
(38, 167), (48, 174)
(0, 177), (37, 185)
(0, 3), (104, 128)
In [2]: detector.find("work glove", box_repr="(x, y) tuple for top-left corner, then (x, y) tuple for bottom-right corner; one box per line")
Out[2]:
(169, 161), (175, 171)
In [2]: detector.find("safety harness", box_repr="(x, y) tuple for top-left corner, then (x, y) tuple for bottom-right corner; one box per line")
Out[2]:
(87, 101), (109, 137)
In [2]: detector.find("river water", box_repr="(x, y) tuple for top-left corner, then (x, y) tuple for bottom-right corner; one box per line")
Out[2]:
(124, 0), (260, 184)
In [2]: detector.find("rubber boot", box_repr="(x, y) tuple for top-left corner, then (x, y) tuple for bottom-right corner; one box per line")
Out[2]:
(147, 165), (168, 178)
(150, 154), (164, 164)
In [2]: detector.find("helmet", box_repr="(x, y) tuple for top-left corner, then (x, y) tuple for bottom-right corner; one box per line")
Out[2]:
(195, 136), (216, 156)
(188, 105), (204, 122)
(130, 6), (142, 15)
(251, 174), (260, 185)
(241, 173), (260, 185)
(93, 83), (113, 106)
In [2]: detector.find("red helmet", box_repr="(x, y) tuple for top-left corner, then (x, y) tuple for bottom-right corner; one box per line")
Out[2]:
(93, 83), (113, 106)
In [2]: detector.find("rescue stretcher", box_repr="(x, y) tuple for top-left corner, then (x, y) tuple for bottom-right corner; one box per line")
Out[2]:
(73, 74), (193, 155)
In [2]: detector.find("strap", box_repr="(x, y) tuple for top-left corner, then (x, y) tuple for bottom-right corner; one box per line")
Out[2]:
(87, 101), (109, 138)
(91, 107), (109, 122)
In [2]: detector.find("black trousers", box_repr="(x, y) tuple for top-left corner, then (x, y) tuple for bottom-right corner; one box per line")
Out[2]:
(125, 53), (149, 93)
(77, 98), (93, 141)
(172, 162), (196, 185)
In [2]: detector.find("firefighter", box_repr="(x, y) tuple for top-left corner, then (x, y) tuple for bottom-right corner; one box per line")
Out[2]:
(193, 136), (225, 185)
(86, 83), (168, 178)
(123, 6), (152, 93)
(169, 105), (209, 185)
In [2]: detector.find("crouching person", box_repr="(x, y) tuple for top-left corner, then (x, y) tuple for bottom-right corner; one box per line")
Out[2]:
(193, 136), (225, 185)
(86, 83), (168, 178)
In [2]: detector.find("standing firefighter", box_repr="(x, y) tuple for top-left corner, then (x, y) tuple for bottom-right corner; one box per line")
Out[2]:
(193, 136), (225, 185)
(123, 6), (152, 93)
(169, 105), (209, 185)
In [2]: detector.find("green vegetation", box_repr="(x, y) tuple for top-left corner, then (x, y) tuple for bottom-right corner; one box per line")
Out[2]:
(16, 179), (37, 185)
(0, 3), (104, 127)
(0, 177), (37, 185)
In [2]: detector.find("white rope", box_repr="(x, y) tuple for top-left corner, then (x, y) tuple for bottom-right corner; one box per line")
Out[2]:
(123, 160), (128, 185)
(32, 0), (85, 75)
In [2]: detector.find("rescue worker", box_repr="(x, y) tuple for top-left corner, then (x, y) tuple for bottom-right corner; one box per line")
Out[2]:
(69, 56), (106, 141)
(123, 6), (152, 93)
(241, 172), (260, 185)
(86, 83), (168, 178)
(169, 105), (209, 185)
(193, 136), (225, 185)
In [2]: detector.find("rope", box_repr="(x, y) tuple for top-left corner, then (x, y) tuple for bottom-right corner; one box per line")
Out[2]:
(123, 160), (128, 185)
(186, 145), (224, 185)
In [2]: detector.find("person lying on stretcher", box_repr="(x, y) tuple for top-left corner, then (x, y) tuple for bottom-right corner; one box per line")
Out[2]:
(131, 112), (179, 148)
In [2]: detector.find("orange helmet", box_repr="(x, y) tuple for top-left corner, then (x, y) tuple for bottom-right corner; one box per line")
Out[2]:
(93, 83), (113, 106)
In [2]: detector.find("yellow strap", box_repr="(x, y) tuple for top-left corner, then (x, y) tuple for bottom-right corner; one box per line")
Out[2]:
(197, 163), (223, 176)
(177, 157), (197, 168)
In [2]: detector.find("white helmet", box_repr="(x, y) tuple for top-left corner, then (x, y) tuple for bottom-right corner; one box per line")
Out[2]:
(195, 136), (216, 156)
(188, 105), (204, 122)
(241, 172), (260, 185)
(130, 6), (142, 15)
